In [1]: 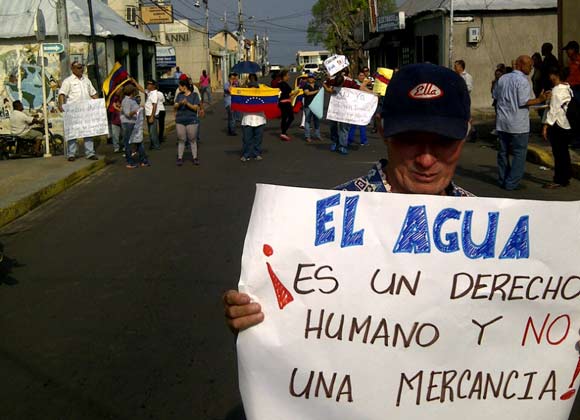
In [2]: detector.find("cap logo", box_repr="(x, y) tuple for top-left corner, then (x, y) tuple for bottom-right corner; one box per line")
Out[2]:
(408, 83), (443, 100)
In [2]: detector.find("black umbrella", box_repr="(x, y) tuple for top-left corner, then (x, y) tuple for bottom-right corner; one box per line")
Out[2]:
(231, 61), (261, 74)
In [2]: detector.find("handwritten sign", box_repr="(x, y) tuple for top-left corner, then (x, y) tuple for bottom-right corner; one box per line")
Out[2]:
(237, 184), (580, 420)
(62, 98), (108, 141)
(324, 55), (350, 77)
(326, 88), (378, 125)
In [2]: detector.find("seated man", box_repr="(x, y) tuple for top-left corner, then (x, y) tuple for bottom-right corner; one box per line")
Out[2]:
(10, 100), (44, 155)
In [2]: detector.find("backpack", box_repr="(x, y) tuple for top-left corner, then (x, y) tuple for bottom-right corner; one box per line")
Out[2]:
(563, 87), (580, 131)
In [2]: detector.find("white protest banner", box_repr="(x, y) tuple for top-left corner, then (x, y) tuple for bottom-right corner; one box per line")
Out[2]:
(237, 184), (580, 420)
(62, 98), (108, 141)
(326, 88), (378, 125)
(324, 55), (350, 77)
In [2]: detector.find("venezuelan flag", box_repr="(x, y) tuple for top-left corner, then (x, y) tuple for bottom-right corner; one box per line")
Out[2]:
(231, 85), (281, 119)
(103, 62), (130, 107)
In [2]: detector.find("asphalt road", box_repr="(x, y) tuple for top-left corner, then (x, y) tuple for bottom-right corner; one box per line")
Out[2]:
(1, 103), (579, 420)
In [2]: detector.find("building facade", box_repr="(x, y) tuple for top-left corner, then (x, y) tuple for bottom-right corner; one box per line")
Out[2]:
(365, 0), (557, 109)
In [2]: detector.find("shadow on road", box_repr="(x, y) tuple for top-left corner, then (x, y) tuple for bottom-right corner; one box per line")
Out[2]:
(0, 242), (21, 286)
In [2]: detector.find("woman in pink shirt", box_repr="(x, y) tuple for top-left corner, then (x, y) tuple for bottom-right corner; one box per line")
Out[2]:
(199, 70), (211, 104)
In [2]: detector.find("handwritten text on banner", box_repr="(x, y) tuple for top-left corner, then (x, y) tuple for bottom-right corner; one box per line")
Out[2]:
(63, 98), (109, 141)
(326, 88), (379, 126)
(237, 184), (580, 420)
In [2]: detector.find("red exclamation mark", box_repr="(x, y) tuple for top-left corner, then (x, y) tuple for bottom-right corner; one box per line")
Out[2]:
(263, 244), (294, 310)
(560, 356), (580, 401)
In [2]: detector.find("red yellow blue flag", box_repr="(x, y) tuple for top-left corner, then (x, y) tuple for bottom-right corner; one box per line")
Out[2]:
(231, 85), (281, 119)
(102, 62), (130, 107)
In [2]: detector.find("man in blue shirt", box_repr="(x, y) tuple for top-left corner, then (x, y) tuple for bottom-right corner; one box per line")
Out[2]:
(493, 55), (549, 190)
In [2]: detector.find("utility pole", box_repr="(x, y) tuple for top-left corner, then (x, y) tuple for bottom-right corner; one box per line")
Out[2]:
(223, 10), (228, 85)
(205, 0), (210, 74)
(87, 0), (101, 95)
(237, 0), (243, 62)
(55, 0), (70, 78)
(449, 0), (454, 68)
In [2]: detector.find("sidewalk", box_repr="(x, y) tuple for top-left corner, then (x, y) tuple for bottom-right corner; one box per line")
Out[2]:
(0, 101), (220, 228)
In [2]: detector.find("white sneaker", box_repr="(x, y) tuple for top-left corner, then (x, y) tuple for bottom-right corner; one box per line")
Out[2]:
(240, 156), (249, 162)
(255, 155), (263, 161)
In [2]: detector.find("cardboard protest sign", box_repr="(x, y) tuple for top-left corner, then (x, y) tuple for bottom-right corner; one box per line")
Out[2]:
(237, 184), (580, 420)
(62, 98), (108, 141)
(373, 67), (394, 96)
(326, 88), (378, 125)
(324, 55), (350, 77)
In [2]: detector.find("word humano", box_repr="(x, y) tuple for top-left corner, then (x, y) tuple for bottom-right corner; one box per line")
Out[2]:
(315, 195), (529, 260)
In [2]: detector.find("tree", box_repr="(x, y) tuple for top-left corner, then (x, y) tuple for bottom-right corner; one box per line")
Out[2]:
(307, 0), (396, 72)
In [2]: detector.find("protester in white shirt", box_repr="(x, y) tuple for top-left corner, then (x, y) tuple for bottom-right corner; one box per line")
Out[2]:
(10, 100), (43, 155)
(58, 61), (99, 161)
(240, 76), (266, 162)
(542, 67), (573, 189)
(156, 87), (166, 143)
(145, 80), (161, 150)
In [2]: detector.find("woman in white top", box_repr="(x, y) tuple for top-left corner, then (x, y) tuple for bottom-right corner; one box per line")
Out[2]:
(542, 68), (573, 188)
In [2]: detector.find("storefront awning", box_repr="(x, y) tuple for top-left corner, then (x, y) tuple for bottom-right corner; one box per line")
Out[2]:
(363, 35), (384, 50)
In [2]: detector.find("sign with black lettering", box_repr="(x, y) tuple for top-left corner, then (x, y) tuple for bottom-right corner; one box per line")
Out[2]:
(237, 184), (580, 420)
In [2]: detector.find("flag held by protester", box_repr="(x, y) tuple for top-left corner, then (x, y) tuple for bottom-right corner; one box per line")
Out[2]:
(231, 85), (281, 119)
(103, 62), (130, 107)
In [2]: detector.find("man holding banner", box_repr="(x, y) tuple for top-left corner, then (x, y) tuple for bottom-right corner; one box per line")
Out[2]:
(225, 63), (473, 330)
(58, 61), (99, 161)
(223, 63), (580, 420)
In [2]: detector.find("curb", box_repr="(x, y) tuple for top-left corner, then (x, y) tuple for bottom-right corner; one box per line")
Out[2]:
(0, 158), (108, 229)
(527, 144), (580, 180)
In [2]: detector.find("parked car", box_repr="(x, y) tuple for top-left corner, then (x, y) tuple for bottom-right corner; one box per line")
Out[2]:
(157, 78), (180, 104)
(303, 63), (320, 74)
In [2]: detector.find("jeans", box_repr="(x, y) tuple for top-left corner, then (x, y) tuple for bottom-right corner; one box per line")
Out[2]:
(330, 121), (350, 148)
(304, 106), (320, 139)
(348, 125), (367, 144)
(133, 142), (149, 165)
(111, 124), (122, 151)
(67, 137), (95, 158)
(242, 124), (264, 158)
(200, 86), (212, 103)
(147, 117), (159, 149)
(226, 105), (236, 134)
(157, 111), (166, 143)
(122, 123), (135, 164)
(497, 131), (529, 190)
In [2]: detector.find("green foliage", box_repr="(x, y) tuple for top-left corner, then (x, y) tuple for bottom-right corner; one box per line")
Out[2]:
(307, 0), (397, 54)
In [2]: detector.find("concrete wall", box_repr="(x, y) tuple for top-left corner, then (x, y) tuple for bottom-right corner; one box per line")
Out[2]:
(559, 0), (580, 65)
(450, 11), (557, 109)
(165, 29), (209, 81)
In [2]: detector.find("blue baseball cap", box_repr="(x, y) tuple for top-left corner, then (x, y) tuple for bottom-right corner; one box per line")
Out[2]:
(382, 63), (471, 140)
(307, 73), (315, 78)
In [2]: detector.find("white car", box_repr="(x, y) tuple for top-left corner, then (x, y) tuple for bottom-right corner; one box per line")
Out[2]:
(303, 63), (320, 74)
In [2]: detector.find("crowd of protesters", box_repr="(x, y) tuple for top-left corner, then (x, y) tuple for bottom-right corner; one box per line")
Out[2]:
(55, 39), (580, 191)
